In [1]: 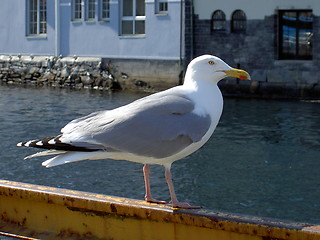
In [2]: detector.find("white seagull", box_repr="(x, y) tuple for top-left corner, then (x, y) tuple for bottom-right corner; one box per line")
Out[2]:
(17, 55), (250, 209)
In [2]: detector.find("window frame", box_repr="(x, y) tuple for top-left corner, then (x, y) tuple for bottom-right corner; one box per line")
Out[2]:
(278, 9), (313, 60)
(86, 0), (96, 21)
(99, 0), (110, 21)
(155, 0), (168, 14)
(121, 0), (146, 36)
(27, 0), (47, 36)
(231, 9), (246, 33)
(72, 0), (83, 21)
(211, 10), (226, 32)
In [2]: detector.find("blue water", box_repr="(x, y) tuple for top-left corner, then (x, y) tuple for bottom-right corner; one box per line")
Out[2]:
(0, 84), (320, 224)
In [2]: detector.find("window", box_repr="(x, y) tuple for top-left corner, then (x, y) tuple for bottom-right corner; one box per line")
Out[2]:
(121, 0), (145, 35)
(86, 0), (96, 20)
(278, 10), (313, 60)
(231, 10), (246, 33)
(73, 0), (105, 22)
(72, 0), (82, 20)
(211, 10), (226, 31)
(155, 0), (168, 14)
(27, 0), (47, 35)
(100, 0), (110, 20)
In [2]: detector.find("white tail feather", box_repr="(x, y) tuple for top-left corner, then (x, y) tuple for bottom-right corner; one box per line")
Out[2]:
(41, 151), (111, 168)
(24, 150), (67, 160)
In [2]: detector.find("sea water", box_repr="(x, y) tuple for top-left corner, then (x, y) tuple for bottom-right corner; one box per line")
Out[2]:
(0, 84), (319, 224)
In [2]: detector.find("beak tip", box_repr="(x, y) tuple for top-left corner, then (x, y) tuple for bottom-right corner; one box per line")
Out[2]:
(239, 75), (251, 80)
(224, 68), (251, 80)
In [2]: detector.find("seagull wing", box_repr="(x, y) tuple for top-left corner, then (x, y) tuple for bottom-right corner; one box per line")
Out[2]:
(60, 93), (212, 159)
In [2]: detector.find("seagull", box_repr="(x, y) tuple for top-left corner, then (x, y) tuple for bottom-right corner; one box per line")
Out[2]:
(17, 55), (250, 209)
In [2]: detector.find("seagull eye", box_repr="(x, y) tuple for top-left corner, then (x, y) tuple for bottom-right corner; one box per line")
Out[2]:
(208, 60), (215, 65)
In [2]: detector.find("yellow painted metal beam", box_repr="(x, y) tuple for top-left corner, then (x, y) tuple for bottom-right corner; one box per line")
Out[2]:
(0, 180), (319, 240)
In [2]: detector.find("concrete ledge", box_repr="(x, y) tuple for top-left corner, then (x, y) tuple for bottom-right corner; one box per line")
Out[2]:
(219, 79), (320, 99)
(0, 180), (319, 240)
(109, 58), (182, 90)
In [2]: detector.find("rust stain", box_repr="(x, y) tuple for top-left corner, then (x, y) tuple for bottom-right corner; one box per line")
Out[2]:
(110, 203), (117, 213)
(57, 228), (97, 240)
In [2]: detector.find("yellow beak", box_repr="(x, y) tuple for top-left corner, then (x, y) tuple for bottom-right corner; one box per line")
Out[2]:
(222, 68), (251, 80)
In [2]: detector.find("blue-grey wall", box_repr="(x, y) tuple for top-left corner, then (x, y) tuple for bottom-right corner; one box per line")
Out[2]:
(0, 0), (56, 55)
(0, 0), (183, 60)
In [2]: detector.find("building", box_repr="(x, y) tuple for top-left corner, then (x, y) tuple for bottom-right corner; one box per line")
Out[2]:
(1, 0), (320, 97)
(186, 0), (320, 98)
(0, 0), (184, 89)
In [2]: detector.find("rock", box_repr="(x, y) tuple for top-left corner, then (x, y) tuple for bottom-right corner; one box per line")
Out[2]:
(75, 83), (84, 88)
(32, 72), (41, 78)
(81, 72), (94, 85)
(43, 70), (55, 81)
(28, 67), (39, 75)
(0, 54), (121, 90)
(60, 66), (70, 78)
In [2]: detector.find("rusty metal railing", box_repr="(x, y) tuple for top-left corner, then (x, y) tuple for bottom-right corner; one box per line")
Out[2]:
(0, 180), (319, 240)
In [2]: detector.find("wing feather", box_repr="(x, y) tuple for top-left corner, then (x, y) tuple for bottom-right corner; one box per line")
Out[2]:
(60, 93), (211, 158)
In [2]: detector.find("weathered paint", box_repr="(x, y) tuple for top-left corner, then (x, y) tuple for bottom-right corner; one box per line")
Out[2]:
(0, 180), (319, 240)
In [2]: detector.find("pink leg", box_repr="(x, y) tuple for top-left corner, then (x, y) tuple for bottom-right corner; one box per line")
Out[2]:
(164, 165), (201, 209)
(143, 164), (166, 204)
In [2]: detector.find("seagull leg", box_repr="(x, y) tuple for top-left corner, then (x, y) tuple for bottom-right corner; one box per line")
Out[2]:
(164, 164), (201, 209)
(143, 164), (167, 204)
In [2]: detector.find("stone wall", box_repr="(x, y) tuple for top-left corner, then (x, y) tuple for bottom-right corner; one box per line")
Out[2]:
(186, 10), (320, 99)
(0, 55), (182, 92)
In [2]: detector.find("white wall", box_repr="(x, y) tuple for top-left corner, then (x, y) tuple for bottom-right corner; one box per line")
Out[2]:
(194, 0), (320, 20)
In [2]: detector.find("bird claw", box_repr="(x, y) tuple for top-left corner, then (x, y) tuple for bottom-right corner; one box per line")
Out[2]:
(145, 197), (167, 204)
(172, 202), (201, 209)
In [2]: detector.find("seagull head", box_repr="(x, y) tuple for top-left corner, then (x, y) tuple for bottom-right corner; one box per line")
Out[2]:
(185, 55), (251, 84)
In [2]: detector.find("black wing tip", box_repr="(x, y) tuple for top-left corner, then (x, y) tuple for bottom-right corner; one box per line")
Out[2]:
(16, 135), (100, 152)
(17, 136), (61, 148)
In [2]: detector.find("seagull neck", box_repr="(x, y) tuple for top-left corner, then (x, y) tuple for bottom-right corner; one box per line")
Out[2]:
(183, 71), (223, 118)
(183, 73), (218, 94)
